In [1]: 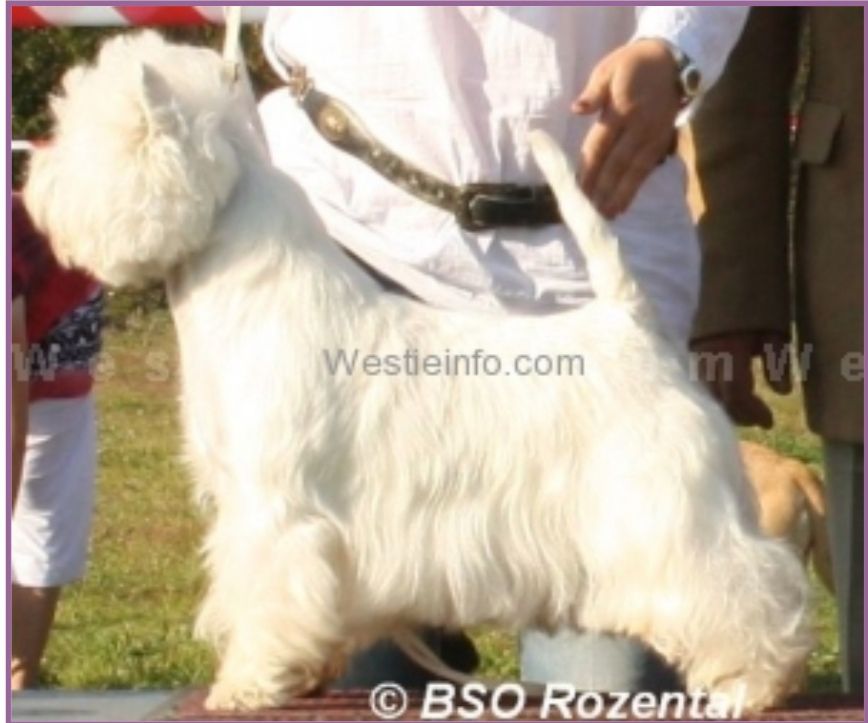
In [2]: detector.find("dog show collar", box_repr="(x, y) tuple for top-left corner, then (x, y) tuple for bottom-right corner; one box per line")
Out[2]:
(289, 69), (562, 232)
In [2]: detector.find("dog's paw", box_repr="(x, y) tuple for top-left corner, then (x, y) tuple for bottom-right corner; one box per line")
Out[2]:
(205, 663), (326, 712)
(204, 680), (290, 712)
(701, 675), (787, 716)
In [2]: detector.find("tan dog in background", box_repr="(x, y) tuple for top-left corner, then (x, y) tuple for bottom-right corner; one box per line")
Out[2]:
(740, 441), (834, 593)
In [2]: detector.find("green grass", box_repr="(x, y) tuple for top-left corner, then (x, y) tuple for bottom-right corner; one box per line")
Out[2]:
(40, 308), (841, 692)
(43, 308), (211, 689)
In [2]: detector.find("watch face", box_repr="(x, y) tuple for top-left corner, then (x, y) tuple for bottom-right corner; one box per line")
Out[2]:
(683, 66), (702, 96)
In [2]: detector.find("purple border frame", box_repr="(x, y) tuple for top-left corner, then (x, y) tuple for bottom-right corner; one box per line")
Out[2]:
(6, 2), (867, 722)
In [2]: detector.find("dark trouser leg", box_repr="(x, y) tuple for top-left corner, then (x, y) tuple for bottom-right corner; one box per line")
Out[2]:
(823, 440), (864, 693)
(330, 630), (478, 689)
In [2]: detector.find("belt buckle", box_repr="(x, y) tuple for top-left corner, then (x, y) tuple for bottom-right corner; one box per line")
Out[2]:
(457, 184), (535, 232)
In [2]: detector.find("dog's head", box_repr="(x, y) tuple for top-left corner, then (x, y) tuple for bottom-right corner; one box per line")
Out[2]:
(24, 31), (244, 286)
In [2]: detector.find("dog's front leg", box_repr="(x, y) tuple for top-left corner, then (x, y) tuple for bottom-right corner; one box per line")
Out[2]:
(200, 515), (349, 711)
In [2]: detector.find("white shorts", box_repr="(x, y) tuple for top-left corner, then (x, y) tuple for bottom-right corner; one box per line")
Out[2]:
(12, 395), (97, 588)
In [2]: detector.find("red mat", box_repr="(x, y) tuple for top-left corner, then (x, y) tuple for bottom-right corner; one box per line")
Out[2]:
(162, 689), (863, 721)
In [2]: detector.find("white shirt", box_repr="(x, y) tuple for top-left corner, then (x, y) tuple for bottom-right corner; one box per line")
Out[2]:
(260, 6), (747, 342)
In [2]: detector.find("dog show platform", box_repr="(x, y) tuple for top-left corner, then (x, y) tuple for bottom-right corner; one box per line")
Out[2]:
(160, 690), (863, 721)
(18, 689), (858, 722)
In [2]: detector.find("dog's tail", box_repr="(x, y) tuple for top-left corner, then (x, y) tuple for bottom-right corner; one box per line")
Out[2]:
(392, 630), (482, 687)
(392, 630), (546, 695)
(793, 465), (835, 594)
(529, 129), (641, 305)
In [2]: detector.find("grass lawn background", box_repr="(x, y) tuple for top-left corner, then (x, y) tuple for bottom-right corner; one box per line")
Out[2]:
(40, 300), (842, 692)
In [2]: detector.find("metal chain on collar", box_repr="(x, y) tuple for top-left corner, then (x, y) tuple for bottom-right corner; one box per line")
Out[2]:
(292, 81), (560, 232)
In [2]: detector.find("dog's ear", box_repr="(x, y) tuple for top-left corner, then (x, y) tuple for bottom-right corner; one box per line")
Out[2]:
(138, 62), (185, 136)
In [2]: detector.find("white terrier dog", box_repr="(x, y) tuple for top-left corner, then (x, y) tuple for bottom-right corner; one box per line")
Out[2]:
(25, 33), (812, 712)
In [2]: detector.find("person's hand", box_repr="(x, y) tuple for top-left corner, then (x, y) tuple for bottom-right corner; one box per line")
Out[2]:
(690, 332), (792, 429)
(573, 39), (683, 218)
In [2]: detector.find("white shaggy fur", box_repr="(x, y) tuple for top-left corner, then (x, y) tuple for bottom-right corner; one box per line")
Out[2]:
(26, 32), (813, 712)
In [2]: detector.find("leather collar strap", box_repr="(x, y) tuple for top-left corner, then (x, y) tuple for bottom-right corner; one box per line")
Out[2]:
(296, 83), (562, 232)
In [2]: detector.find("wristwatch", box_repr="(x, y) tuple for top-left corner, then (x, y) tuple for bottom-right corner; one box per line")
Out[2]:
(659, 40), (702, 103)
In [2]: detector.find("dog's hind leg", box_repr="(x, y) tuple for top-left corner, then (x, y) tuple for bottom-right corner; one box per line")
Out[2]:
(201, 515), (349, 711)
(570, 428), (811, 711)
(676, 532), (812, 711)
(639, 527), (810, 711)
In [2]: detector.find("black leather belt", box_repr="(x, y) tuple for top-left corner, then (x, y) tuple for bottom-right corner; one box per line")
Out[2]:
(293, 75), (562, 232)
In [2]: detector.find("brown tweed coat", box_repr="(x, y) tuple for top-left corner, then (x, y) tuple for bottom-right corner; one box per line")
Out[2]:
(685, 7), (864, 443)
